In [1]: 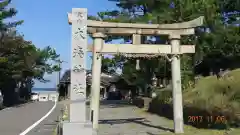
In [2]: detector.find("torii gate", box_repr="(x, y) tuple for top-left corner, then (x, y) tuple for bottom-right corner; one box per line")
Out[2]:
(65, 8), (203, 135)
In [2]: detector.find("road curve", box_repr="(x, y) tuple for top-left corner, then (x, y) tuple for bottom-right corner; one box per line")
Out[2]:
(0, 101), (54, 135)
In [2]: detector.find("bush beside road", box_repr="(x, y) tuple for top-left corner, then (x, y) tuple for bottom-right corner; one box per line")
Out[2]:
(148, 69), (240, 130)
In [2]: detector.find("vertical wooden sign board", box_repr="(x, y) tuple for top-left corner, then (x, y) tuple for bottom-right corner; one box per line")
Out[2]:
(70, 8), (87, 122)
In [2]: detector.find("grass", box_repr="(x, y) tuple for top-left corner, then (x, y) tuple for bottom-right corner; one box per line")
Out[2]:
(52, 127), (57, 135)
(52, 101), (69, 135)
(160, 124), (240, 135)
(160, 126), (240, 135)
(62, 103), (69, 121)
(137, 109), (240, 135)
(148, 69), (240, 134)
(182, 69), (240, 127)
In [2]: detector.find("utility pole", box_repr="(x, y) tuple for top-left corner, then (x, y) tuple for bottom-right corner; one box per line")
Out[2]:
(58, 62), (61, 85)
(57, 60), (68, 88)
(56, 61), (61, 88)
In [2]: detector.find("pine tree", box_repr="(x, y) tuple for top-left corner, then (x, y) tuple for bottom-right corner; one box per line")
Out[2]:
(0, 0), (61, 106)
(0, 0), (23, 31)
(92, 0), (239, 80)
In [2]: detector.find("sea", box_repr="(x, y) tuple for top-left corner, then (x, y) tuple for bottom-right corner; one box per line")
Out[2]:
(32, 88), (57, 94)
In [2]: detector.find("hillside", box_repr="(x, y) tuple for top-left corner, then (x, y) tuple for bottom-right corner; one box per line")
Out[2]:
(149, 69), (240, 130)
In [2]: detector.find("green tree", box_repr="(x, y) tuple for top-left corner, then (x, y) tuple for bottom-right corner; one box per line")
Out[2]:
(90, 0), (239, 91)
(0, 0), (61, 106)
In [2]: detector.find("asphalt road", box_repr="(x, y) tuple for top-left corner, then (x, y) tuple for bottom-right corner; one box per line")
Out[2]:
(26, 103), (63, 135)
(0, 101), (55, 135)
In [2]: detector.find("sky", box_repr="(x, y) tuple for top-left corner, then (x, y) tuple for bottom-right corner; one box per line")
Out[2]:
(12, 0), (117, 88)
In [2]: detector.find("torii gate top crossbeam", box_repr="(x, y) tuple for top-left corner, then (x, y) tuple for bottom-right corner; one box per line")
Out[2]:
(68, 13), (204, 30)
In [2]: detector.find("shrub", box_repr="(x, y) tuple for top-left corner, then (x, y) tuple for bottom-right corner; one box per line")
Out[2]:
(148, 69), (240, 129)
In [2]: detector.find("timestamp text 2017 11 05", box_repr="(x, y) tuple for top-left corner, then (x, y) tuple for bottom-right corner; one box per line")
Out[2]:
(188, 115), (227, 124)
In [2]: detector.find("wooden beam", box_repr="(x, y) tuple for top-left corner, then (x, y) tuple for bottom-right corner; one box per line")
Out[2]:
(87, 27), (195, 35)
(68, 13), (204, 29)
(87, 44), (195, 54)
(132, 34), (141, 45)
(132, 34), (141, 70)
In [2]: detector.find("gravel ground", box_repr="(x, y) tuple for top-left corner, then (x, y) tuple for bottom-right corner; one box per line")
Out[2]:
(98, 100), (173, 135)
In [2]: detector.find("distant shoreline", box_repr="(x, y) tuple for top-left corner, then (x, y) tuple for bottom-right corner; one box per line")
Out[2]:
(32, 88), (57, 93)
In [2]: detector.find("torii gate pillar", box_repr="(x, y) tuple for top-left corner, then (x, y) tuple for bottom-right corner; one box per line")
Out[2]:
(90, 32), (104, 131)
(170, 34), (184, 133)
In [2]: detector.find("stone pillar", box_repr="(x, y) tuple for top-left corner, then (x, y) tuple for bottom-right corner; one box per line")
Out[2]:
(63, 8), (93, 135)
(91, 32), (104, 131)
(104, 87), (107, 99)
(170, 34), (184, 133)
(67, 84), (70, 99)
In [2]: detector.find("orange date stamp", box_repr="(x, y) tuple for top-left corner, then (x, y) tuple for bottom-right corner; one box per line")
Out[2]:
(188, 115), (227, 124)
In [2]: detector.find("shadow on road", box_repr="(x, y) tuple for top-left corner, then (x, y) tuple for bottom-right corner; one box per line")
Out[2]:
(0, 100), (34, 110)
(99, 117), (174, 133)
(87, 99), (134, 108)
(100, 100), (135, 108)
